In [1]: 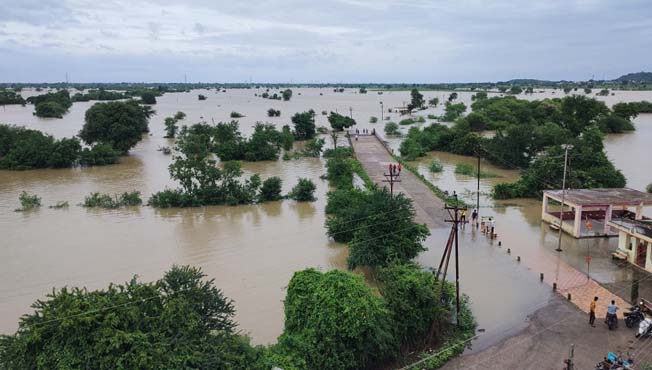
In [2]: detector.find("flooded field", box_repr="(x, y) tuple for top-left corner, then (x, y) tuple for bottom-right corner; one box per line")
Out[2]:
(1, 87), (651, 346)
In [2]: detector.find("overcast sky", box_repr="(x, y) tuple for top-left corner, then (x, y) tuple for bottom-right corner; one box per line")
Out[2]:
(0, 0), (650, 83)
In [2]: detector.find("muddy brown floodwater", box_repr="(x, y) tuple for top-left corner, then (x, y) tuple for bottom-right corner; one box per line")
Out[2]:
(1, 88), (651, 347)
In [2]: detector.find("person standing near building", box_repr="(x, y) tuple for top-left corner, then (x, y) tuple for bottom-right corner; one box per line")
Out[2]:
(589, 296), (598, 326)
(490, 217), (496, 238)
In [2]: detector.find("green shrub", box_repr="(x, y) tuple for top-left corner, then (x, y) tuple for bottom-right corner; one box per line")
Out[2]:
(173, 111), (186, 120)
(16, 191), (41, 211)
(369, 116), (378, 123)
(416, 116), (426, 123)
(399, 118), (414, 125)
(454, 163), (474, 176)
(281, 269), (398, 370)
(259, 177), (283, 201)
(429, 160), (443, 173)
(302, 138), (325, 157)
(83, 191), (142, 208)
(79, 144), (120, 166)
(427, 114), (437, 120)
(288, 178), (316, 201)
(230, 111), (244, 118)
(384, 121), (400, 136)
(647, 183), (652, 193)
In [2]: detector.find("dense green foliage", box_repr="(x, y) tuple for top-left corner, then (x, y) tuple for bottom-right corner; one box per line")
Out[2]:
(83, 191), (143, 208)
(0, 266), (263, 370)
(71, 89), (128, 102)
(281, 125), (294, 151)
(384, 121), (400, 136)
(279, 269), (396, 370)
(328, 112), (356, 131)
(429, 159), (443, 172)
(79, 101), (152, 154)
(230, 111), (244, 118)
(15, 191), (41, 211)
(0, 90), (25, 105)
(408, 88), (424, 110)
(302, 137), (325, 157)
(282, 89), (293, 101)
(259, 177), (283, 201)
(442, 102), (467, 121)
(291, 111), (316, 140)
(0, 125), (81, 169)
(325, 187), (428, 268)
(267, 108), (281, 117)
(27, 90), (72, 118)
(398, 95), (633, 198)
(324, 148), (358, 188)
(140, 91), (157, 104)
(79, 144), (120, 166)
(369, 116), (378, 123)
(176, 121), (284, 162)
(288, 178), (316, 201)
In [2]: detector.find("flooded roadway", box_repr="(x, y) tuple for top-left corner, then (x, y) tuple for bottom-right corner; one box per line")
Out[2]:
(1, 87), (651, 346)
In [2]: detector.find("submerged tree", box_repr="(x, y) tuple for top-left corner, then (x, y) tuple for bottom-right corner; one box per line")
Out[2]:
(79, 100), (153, 154)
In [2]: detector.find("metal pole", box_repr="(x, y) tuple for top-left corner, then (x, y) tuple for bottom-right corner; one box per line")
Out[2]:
(380, 102), (384, 122)
(454, 193), (460, 320)
(556, 145), (571, 252)
(477, 150), (481, 224)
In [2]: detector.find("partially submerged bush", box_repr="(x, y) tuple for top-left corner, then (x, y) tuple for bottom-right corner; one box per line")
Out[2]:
(259, 177), (283, 201)
(384, 122), (400, 136)
(16, 191), (41, 211)
(83, 191), (142, 209)
(288, 178), (316, 201)
(429, 159), (443, 173)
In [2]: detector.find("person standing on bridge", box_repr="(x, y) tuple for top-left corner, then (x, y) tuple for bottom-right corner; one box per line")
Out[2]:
(589, 296), (598, 327)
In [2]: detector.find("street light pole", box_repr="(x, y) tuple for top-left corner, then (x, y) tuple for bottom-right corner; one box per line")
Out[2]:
(556, 144), (573, 252)
(380, 101), (384, 121)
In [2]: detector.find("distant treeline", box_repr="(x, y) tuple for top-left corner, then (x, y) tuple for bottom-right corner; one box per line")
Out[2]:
(2, 72), (652, 92)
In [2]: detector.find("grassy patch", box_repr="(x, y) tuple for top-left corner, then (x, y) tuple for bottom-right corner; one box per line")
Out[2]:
(429, 160), (443, 173)
(15, 191), (41, 212)
(455, 163), (500, 178)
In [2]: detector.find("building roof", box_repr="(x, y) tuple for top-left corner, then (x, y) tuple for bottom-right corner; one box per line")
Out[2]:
(609, 218), (652, 239)
(543, 188), (652, 207)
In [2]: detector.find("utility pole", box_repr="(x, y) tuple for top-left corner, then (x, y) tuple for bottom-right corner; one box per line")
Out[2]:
(556, 144), (573, 252)
(380, 101), (384, 121)
(382, 163), (401, 198)
(349, 106), (353, 119)
(436, 192), (466, 324)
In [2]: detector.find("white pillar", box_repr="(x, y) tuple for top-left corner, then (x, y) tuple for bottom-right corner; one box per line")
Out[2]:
(573, 205), (582, 237)
(636, 203), (643, 220)
(604, 205), (613, 235)
(630, 236), (638, 264)
(541, 194), (548, 220)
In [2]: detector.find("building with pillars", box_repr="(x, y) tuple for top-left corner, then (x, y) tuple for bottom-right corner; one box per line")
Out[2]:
(608, 219), (652, 272)
(541, 188), (652, 238)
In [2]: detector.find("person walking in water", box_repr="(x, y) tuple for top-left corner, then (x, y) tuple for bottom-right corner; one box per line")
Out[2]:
(460, 209), (467, 223)
(490, 217), (496, 238)
(471, 209), (478, 227)
(589, 296), (598, 327)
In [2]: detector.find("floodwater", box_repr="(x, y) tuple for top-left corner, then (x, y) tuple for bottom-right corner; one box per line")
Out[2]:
(1, 88), (651, 348)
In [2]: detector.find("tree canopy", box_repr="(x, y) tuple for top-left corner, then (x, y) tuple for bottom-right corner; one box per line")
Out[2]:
(327, 112), (356, 131)
(79, 101), (153, 154)
(291, 111), (316, 140)
(0, 265), (262, 370)
(26, 90), (72, 118)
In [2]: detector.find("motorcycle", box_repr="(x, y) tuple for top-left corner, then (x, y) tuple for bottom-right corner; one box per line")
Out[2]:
(624, 301), (646, 328)
(594, 352), (634, 370)
(636, 317), (652, 338)
(606, 312), (618, 330)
